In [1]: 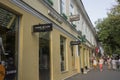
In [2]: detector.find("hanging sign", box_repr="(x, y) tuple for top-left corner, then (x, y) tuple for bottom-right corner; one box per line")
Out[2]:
(33, 23), (52, 32)
(69, 14), (80, 22)
(70, 41), (81, 45)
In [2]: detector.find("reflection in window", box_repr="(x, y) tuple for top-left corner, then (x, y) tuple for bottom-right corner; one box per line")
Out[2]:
(69, 3), (74, 15)
(60, 36), (66, 71)
(0, 7), (18, 80)
(60, 0), (66, 14)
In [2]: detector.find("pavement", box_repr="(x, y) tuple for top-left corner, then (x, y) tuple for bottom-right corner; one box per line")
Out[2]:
(65, 65), (120, 80)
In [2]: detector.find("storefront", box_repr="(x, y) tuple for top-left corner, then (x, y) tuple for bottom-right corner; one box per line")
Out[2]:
(0, 0), (95, 80)
(33, 23), (52, 80)
(0, 1), (80, 80)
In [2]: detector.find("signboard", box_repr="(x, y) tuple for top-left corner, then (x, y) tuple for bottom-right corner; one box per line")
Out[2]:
(69, 14), (80, 22)
(70, 41), (81, 45)
(33, 23), (52, 32)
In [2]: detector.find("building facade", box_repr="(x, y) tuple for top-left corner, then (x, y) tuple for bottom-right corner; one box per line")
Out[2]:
(0, 0), (97, 80)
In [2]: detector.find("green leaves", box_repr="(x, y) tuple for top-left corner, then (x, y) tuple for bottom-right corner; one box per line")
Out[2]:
(96, 1), (120, 55)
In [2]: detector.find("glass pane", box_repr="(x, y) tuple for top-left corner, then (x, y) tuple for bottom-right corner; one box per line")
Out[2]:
(60, 36), (66, 71)
(0, 8), (18, 80)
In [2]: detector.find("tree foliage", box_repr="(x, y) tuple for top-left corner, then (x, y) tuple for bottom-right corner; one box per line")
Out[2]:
(95, 1), (120, 55)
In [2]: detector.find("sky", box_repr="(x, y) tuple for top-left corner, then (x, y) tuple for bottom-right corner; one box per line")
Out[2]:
(81, 0), (117, 26)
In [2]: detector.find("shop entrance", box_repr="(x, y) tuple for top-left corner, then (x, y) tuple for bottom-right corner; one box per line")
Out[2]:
(39, 32), (50, 80)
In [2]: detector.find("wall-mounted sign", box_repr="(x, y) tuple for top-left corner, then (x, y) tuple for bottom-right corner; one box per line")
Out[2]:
(70, 41), (81, 45)
(69, 14), (80, 22)
(33, 23), (52, 32)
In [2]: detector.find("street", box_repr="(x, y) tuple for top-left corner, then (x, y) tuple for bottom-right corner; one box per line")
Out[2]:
(65, 65), (120, 80)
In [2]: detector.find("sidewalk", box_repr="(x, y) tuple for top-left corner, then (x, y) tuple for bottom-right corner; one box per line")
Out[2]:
(65, 65), (120, 80)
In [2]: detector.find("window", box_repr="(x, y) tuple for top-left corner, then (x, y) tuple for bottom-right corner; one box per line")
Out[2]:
(0, 7), (19, 80)
(44, 0), (53, 5)
(69, 3), (76, 25)
(71, 46), (75, 69)
(69, 3), (74, 15)
(78, 46), (81, 56)
(60, 36), (66, 71)
(60, 0), (66, 14)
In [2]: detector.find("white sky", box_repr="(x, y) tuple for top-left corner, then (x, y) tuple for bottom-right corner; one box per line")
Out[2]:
(81, 0), (117, 26)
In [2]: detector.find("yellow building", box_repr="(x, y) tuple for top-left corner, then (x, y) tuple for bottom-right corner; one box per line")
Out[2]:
(0, 0), (97, 80)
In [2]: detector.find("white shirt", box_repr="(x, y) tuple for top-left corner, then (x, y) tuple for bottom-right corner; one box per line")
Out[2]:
(99, 59), (104, 64)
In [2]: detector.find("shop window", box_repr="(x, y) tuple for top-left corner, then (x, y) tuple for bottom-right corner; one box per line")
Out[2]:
(78, 46), (81, 56)
(60, 36), (66, 71)
(71, 46), (75, 69)
(0, 7), (18, 80)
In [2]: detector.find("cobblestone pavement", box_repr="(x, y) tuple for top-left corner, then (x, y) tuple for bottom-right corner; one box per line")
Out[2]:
(65, 65), (120, 80)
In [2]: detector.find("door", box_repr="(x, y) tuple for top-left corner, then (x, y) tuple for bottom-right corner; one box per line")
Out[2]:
(39, 32), (50, 80)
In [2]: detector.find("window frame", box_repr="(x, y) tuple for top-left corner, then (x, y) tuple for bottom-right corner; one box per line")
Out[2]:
(60, 35), (67, 72)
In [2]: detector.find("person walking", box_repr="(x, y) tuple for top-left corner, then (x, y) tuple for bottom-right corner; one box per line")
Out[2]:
(107, 57), (112, 70)
(112, 58), (116, 70)
(99, 57), (104, 71)
(116, 57), (119, 70)
(118, 57), (120, 70)
(93, 58), (98, 70)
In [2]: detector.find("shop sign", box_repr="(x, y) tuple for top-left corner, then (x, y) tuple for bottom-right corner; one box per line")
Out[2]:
(33, 23), (52, 32)
(70, 41), (81, 45)
(69, 14), (80, 22)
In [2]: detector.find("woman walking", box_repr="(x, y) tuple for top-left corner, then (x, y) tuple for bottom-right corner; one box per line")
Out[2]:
(93, 58), (98, 69)
(99, 57), (104, 71)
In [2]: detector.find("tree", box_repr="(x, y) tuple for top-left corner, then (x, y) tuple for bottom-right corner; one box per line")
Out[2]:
(95, 1), (120, 55)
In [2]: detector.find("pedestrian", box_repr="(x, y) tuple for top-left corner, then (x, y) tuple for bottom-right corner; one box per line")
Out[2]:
(104, 57), (107, 64)
(107, 57), (112, 69)
(116, 57), (119, 70)
(93, 58), (98, 69)
(99, 57), (104, 71)
(112, 58), (116, 70)
(119, 57), (120, 70)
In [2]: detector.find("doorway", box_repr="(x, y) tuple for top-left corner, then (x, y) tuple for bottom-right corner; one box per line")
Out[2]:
(39, 32), (50, 80)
